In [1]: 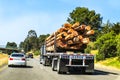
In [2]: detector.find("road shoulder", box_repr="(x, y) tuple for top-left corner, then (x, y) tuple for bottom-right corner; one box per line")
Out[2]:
(0, 65), (7, 72)
(95, 63), (120, 72)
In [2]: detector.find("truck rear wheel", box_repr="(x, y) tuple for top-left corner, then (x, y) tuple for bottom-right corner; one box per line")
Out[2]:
(43, 57), (47, 66)
(57, 59), (62, 74)
(52, 58), (57, 71)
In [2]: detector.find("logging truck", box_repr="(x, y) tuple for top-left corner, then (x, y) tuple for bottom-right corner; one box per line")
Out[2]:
(40, 22), (94, 74)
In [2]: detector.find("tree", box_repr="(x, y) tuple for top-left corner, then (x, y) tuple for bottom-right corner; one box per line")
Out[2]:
(6, 42), (17, 49)
(38, 34), (50, 48)
(95, 31), (117, 60)
(27, 30), (38, 50)
(67, 7), (102, 30)
(19, 42), (24, 49)
(101, 21), (112, 34)
(67, 7), (102, 41)
(27, 30), (37, 38)
(19, 30), (39, 52)
(100, 21), (120, 35)
(111, 22), (120, 35)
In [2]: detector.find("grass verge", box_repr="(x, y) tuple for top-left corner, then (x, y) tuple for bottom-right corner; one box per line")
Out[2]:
(90, 50), (120, 70)
(96, 57), (120, 70)
(0, 53), (8, 67)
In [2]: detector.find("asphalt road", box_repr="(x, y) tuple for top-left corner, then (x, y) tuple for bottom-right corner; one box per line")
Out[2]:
(0, 58), (120, 80)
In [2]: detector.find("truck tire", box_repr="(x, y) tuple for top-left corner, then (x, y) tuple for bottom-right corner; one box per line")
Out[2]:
(52, 59), (55, 71)
(57, 59), (62, 74)
(43, 57), (47, 66)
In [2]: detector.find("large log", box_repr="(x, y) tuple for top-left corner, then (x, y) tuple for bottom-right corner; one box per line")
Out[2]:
(71, 22), (80, 29)
(56, 40), (67, 48)
(65, 34), (74, 40)
(81, 38), (90, 44)
(85, 26), (91, 31)
(74, 24), (86, 31)
(67, 29), (78, 36)
(86, 30), (94, 35)
(67, 40), (74, 45)
(45, 22), (94, 51)
(63, 23), (72, 29)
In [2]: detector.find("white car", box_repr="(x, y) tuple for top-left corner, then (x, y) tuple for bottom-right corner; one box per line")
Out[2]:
(8, 53), (27, 67)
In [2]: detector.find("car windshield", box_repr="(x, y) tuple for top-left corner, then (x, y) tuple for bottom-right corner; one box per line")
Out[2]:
(11, 54), (24, 57)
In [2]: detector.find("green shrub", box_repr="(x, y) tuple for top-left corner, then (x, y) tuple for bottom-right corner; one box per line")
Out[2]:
(85, 47), (91, 53)
(95, 31), (117, 61)
(116, 34), (120, 61)
(96, 53), (105, 61)
(34, 50), (40, 56)
(85, 42), (96, 53)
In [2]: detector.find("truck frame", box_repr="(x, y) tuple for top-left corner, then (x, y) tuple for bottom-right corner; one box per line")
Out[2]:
(40, 45), (94, 74)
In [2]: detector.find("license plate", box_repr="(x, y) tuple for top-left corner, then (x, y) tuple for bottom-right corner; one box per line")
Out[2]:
(14, 59), (20, 60)
(71, 56), (86, 59)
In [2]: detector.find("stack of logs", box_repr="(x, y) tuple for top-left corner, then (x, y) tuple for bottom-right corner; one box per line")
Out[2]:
(46, 22), (94, 51)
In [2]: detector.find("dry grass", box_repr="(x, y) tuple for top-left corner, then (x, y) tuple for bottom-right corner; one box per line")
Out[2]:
(0, 53), (8, 67)
(95, 57), (120, 71)
(98, 57), (120, 69)
(91, 50), (98, 55)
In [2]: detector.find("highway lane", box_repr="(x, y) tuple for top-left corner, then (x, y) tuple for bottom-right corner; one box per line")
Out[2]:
(0, 58), (120, 80)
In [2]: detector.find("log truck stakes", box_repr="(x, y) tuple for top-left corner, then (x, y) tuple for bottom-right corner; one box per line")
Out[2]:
(40, 22), (95, 74)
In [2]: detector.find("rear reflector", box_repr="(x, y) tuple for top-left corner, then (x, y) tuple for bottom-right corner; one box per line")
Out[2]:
(9, 58), (13, 60)
(22, 58), (25, 61)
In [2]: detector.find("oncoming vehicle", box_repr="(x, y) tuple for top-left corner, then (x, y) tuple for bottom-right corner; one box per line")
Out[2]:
(8, 53), (27, 67)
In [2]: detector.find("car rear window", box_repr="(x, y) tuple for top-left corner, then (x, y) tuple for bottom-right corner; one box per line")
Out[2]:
(11, 54), (24, 57)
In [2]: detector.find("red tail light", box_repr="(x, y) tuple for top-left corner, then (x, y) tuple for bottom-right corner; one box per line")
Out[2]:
(9, 58), (13, 60)
(22, 58), (25, 61)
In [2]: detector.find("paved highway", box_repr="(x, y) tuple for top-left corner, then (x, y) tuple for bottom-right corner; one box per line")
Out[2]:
(0, 58), (120, 80)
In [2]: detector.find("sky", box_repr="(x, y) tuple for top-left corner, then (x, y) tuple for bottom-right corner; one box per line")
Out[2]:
(0, 0), (120, 46)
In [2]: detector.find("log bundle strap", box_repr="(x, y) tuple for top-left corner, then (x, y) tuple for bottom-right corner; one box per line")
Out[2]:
(46, 22), (94, 51)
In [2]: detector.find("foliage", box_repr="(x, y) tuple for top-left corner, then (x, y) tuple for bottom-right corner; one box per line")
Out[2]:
(95, 31), (117, 60)
(19, 30), (38, 52)
(34, 50), (40, 56)
(27, 30), (38, 50)
(85, 42), (96, 53)
(19, 30), (49, 53)
(116, 34), (120, 61)
(38, 34), (50, 48)
(111, 22), (120, 35)
(6, 42), (17, 49)
(19, 42), (24, 49)
(96, 53), (105, 61)
(67, 7), (102, 41)
(100, 21), (120, 36)
(85, 47), (91, 53)
(90, 50), (98, 55)
(95, 21), (120, 61)
(27, 30), (37, 38)
(100, 21), (112, 35)
(67, 7), (102, 29)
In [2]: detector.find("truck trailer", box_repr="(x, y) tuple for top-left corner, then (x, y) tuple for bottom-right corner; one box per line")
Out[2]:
(40, 22), (94, 74)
